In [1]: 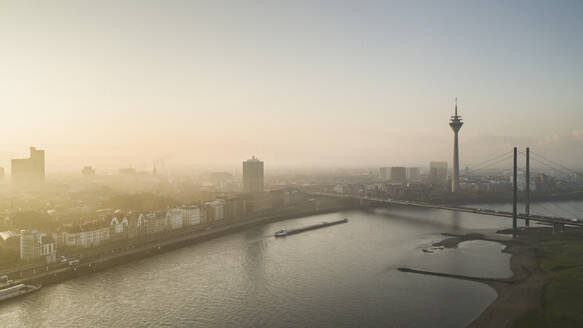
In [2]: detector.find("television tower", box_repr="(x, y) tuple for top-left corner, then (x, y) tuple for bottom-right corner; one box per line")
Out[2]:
(449, 98), (463, 192)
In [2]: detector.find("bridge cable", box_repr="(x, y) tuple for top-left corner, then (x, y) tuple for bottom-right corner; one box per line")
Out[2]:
(531, 203), (562, 219)
(465, 152), (514, 172)
(531, 151), (583, 177)
(548, 202), (581, 221)
(465, 153), (515, 175)
(530, 156), (573, 176)
(529, 157), (571, 177)
(465, 150), (514, 172)
(546, 196), (583, 221)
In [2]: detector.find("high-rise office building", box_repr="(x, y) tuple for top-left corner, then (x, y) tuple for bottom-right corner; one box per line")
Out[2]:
(406, 167), (421, 181)
(379, 167), (391, 181)
(390, 167), (407, 183)
(82, 166), (96, 177)
(449, 98), (463, 192)
(11, 147), (45, 185)
(243, 156), (264, 193)
(429, 161), (448, 184)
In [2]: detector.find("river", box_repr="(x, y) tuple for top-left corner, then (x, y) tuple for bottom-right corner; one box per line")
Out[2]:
(4, 201), (580, 328)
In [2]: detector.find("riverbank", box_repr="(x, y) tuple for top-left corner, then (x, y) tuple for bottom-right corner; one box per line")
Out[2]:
(510, 228), (583, 328)
(6, 204), (359, 290)
(465, 231), (550, 328)
(412, 228), (583, 328)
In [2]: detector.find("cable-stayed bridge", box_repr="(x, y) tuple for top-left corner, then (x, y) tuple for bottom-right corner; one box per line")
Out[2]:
(310, 147), (583, 233)
(309, 192), (583, 228)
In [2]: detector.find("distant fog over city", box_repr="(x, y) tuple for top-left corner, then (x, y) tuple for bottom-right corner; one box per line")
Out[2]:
(1, 1), (582, 173)
(2, 2), (583, 328)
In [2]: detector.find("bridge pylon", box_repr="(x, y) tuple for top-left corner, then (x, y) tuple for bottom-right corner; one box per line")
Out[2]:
(525, 147), (530, 227)
(512, 147), (518, 237)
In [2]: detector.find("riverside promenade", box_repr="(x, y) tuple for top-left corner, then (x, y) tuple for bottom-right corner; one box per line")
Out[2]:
(2, 204), (357, 289)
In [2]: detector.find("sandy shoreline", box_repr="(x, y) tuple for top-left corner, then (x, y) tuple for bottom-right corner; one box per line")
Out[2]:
(424, 231), (550, 328)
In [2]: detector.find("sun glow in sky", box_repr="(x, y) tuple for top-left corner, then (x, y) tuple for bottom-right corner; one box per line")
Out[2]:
(1, 0), (582, 172)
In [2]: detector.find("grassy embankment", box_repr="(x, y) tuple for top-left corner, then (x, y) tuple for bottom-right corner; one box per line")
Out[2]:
(513, 230), (583, 328)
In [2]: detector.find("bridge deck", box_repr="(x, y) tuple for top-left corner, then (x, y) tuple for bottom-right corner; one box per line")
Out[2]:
(311, 192), (583, 227)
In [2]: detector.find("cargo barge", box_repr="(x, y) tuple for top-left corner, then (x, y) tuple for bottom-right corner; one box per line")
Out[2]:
(0, 284), (41, 303)
(274, 218), (348, 237)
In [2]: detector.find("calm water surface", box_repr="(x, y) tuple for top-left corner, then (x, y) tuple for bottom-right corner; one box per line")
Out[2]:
(2, 204), (540, 328)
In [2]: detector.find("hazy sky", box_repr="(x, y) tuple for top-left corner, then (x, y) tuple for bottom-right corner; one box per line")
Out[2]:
(1, 0), (582, 172)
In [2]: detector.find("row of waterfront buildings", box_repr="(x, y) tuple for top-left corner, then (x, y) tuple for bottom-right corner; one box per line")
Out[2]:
(0, 189), (303, 265)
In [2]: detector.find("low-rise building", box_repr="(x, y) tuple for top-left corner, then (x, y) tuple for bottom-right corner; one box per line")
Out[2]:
(20, 230), (57, 263)
(0, 231), (20, 252)
(126, 214), (140, 238)
(20, 230), (41, 260)
(205, 200), (224, 221)
(535, 173), (554, 193)
(144, 212), (167, 234)
(429, 161), (448, 184)
(40, 234), (57, 264)
(221, 197), (247, 220)
(60, 221), (110, 248)
(248, 192), (273, 213)
(283, 189), (306, 206)
(269, 190), (285, 209)
(364, 183), (383, 192)
(110, 216), (129, 234)
(166, 208), (184, 230)
(136, 213), (148, 235)
(182, 205), (202, 226)
(109, 215), (129, 240)
(333, 184), (346, 194)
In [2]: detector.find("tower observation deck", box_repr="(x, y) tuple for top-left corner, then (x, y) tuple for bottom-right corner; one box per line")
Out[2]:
(449, 98), (463, 192)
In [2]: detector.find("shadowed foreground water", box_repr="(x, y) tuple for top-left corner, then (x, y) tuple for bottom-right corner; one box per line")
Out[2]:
(1, 206), (524, 328)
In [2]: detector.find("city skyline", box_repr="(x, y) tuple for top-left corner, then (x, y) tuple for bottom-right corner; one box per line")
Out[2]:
(1, 2), (582, 326)
(1, 1), (582, 172)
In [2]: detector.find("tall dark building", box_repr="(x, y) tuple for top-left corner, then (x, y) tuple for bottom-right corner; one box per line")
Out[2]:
(390, 167), (406, 184)
(82, 166), (96, 177)
(242, 156), (264, 193)
(449, 98), (463, 192)
(11, 147), (45, 185)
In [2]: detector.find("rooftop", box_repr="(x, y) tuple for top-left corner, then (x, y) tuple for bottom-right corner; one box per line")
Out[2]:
(245, 156), (262, 162)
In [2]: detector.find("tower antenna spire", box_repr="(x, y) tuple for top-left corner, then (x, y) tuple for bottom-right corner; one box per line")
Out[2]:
(449, 97), (463, 193)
